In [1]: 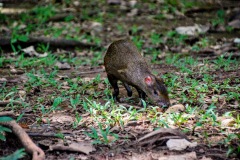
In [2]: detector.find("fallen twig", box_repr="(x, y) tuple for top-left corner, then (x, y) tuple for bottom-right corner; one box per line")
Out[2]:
(76, 69), (105, 75)
(0, 100), (23, 107)
(0, 111), (15, 117)
(136, 128), (189, 147)
(0, 36), (101, 50)
(27, 132), (73, 137)
(0, 120), (45, 160)
(49, 142), (96, 155)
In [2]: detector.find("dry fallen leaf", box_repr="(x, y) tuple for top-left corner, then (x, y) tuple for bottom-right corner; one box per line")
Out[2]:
(200, 156), (213, 160)
(217, 117), (235, 127)
(22, 46), (48, 57)
(50, 114), (74, 124)
(158, 151), (197, 160)
(69, 142), (96, 155)
(165, 104), (185, 113)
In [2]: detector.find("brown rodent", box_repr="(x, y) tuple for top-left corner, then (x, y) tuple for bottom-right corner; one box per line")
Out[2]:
(104, 38), (170, 107)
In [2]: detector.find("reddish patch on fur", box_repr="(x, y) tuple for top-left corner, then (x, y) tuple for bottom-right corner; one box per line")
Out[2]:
(145, 76), (152, 85)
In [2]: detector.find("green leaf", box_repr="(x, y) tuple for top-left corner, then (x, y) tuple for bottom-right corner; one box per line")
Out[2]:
(0, 125), (12, 133)
(0, 133), (6, 141)
(0, 148), (26, 160)
(18, 35), (29, 42)
(0, 117), (13, 122)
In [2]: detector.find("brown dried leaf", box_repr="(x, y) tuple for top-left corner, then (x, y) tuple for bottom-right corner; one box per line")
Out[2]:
(165, 104), (185, 113)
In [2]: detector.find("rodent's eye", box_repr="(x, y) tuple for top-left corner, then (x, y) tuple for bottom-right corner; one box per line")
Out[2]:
(154, 90), (158, 95)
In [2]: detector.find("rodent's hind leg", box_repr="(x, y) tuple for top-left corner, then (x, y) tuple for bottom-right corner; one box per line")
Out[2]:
(123, 82), (132, 97)
(136, 88), (147, 106)
(107, 74), (120, 102)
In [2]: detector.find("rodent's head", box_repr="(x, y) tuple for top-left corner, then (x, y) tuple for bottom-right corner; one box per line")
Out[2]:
(144, 75), (170, 107)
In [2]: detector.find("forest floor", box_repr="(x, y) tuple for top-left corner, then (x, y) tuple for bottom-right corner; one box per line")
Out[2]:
(0, 0), (239, 160)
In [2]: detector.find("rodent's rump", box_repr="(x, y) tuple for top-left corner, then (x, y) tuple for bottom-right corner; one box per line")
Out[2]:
(104, 38), (170, 107)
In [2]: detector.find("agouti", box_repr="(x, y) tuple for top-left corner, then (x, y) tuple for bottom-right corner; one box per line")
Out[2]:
(104, 38), (170, 107)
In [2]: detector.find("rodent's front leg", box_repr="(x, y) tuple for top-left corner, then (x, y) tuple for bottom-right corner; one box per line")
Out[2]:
(136, 88), (147, 106)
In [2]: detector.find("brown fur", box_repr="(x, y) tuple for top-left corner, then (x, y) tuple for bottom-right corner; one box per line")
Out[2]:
(104, 38), (170, 107)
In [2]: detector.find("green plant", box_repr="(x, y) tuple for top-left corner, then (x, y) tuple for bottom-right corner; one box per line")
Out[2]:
(31, 5), (56, 23)
(73, 113), (82, 129)
(0, 117), (12, 141)
(55, 133), (65, 140)
(150, 32), (163, 45)
(85, 124), (118, 145)
(0, 148), (26, 160)
(70, 94), (81, 110)
(50, 97), (63, 112)
(211, 9), (225, 27)
(132, 36), (144, 50)
(170, 113), (188, 126)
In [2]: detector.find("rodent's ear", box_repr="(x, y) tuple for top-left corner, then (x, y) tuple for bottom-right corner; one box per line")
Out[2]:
(145, 76), (153, 85)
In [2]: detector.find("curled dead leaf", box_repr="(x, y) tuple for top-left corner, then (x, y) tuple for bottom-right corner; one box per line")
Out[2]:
(217, 117), (235, 127)
(165, 104), (185, 113)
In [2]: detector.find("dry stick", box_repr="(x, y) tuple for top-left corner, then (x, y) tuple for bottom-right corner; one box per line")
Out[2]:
(0, 36), (101, 49)
(0, 111), (15, 117)
(136, 128), (189, 146)
(0, 100), (24, 107)
(49, 145), (81, 152)
(0, 120), (45, 160)
(77, 69), (105, 75)
(185, 4), (240, 15)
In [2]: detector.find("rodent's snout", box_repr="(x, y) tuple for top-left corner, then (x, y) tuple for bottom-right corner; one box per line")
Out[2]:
(158, 101), (170, 108)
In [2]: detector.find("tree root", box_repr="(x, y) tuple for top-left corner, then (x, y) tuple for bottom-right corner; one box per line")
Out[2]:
(0, 115), (45, 160)
(0, 111), (15, 117)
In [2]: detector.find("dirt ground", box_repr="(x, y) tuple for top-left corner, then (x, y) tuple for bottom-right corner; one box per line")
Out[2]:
(0, 0), (239, 160)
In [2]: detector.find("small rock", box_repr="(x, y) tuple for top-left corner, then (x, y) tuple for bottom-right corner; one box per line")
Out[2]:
(127, 8), (138, 17)
(199, 149), (205, 153)
(129, 0), (137, 7)
(233, 38), (240, 43)
(166, 139), (197, 151)
(107, 0), (121, 5)
(176, 24), (209, 36)
(55, 62), (71, 70)
(62, 81), (68, 86)
(10, 68), (17, 73)
(81, 77), (94, 82)
(90, 22), (103, 33)
(73, 0), (80, 7)
(22, 46), (48, 57)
